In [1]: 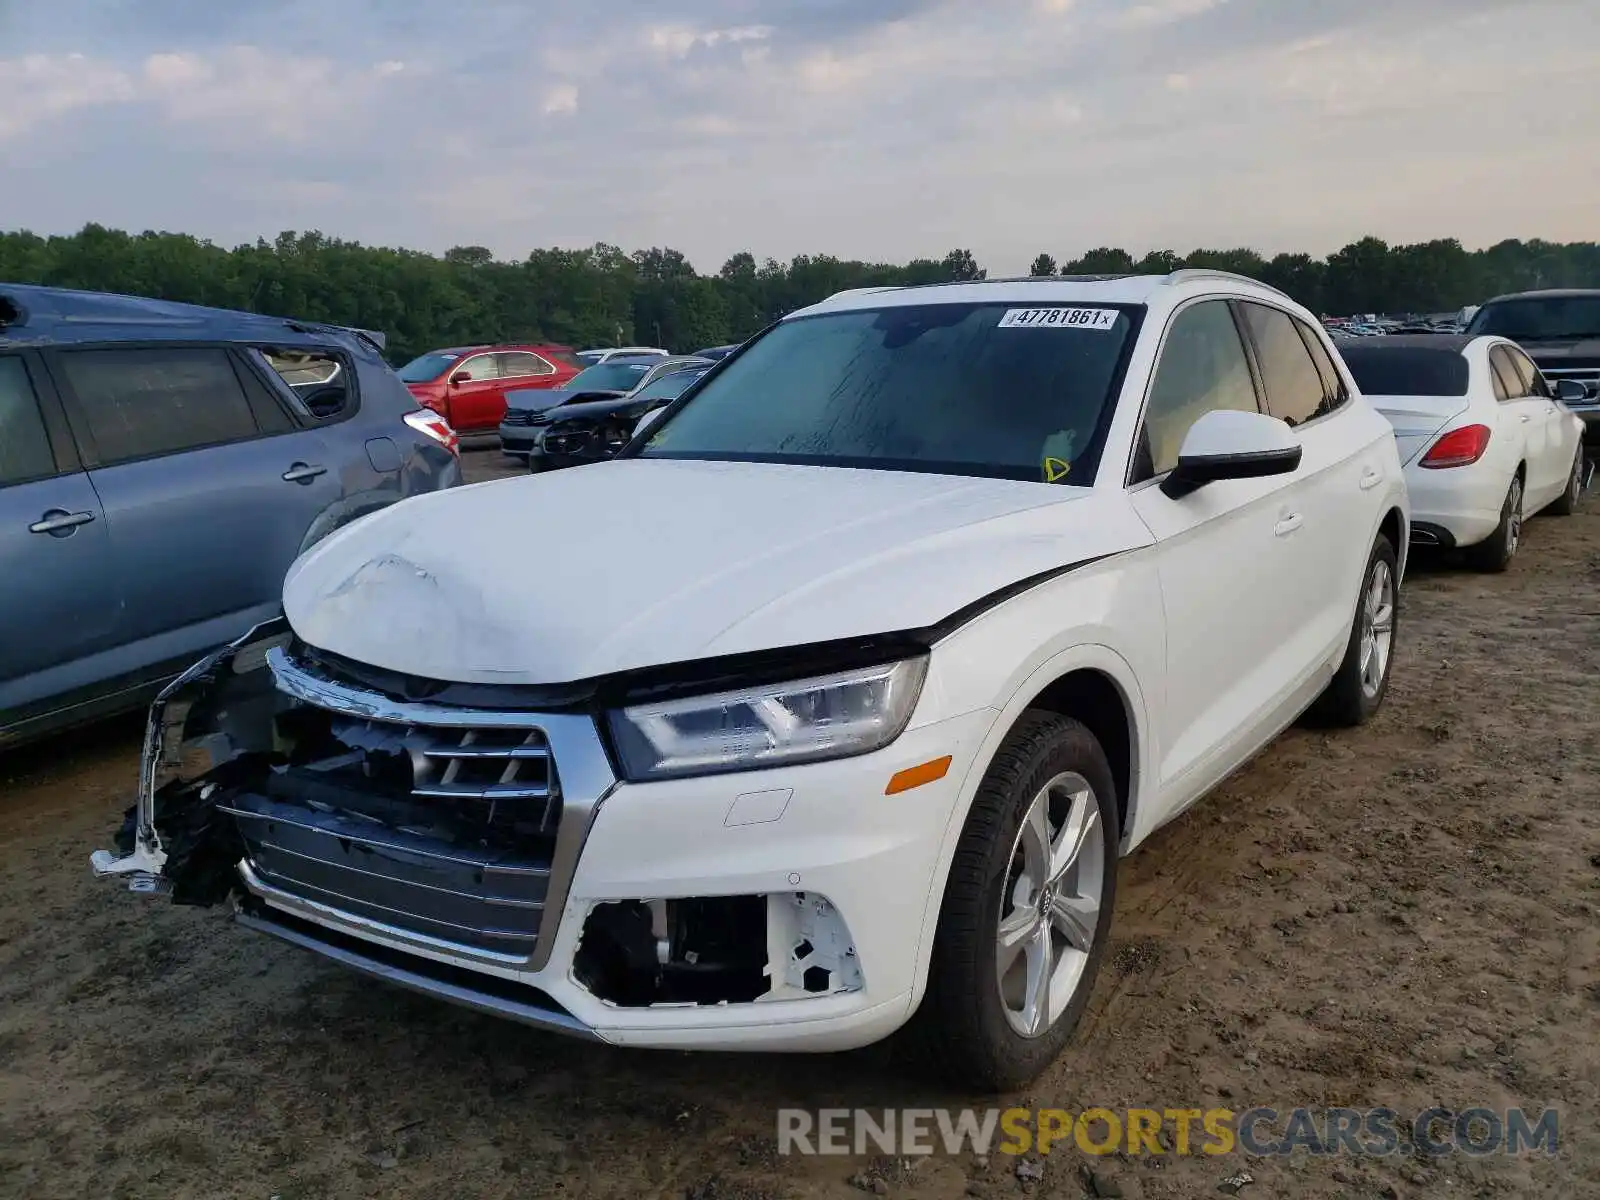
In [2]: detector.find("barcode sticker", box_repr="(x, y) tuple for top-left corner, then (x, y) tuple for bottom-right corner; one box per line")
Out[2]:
(997, 307), (1119, 330)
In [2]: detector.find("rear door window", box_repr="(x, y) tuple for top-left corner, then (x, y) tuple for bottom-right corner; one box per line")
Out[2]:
(500, 352), (554, 379)
(56, 347), (262, 466)
(0, 356), (58, 486)
(1294, 320), (1350, 415)
(1501, 345), (1550, 398)
(1239, 302), (1328, 427)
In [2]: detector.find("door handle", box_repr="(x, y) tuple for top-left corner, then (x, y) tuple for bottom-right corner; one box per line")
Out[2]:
(1359, 467), (1383, 491)
(1274, 513), (1304, 537)
(282, 463), (328, 484)
(1520, 414), (1531, 423)
(29, 509), (96, 535)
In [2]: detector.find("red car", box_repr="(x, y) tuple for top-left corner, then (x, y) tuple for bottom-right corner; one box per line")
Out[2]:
(396, 343), (585, 435)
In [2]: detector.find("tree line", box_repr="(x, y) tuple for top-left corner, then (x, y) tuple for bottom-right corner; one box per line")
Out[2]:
(2, 224), (1596, 363)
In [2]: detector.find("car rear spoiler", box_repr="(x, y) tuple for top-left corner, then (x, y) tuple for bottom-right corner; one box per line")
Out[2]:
(344, 326), (386, 352)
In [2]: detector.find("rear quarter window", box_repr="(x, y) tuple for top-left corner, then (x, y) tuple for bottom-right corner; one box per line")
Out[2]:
(251, 347), (358, 423)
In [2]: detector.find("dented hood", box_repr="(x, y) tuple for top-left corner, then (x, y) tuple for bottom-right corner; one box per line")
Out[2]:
(281, 458), (1150, 685)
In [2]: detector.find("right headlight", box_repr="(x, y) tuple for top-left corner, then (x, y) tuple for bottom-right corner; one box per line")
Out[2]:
(606, 656), (929, 781)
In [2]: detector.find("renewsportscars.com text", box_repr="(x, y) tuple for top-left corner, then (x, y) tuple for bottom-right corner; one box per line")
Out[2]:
(777, 1106), (1559, 1159)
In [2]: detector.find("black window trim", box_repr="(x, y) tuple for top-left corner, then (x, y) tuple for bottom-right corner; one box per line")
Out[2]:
(1125, 294), (1265, 489)
(0, 349), (81, 489)
(1233, 298), (1351, 432)
(41, 341), (309, 472)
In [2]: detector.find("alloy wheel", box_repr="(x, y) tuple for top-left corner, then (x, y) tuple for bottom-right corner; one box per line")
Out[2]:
(1359, 559), (1395, 701)
(1507, 478), (1523, 556)
(995, 772), (1106, 1038)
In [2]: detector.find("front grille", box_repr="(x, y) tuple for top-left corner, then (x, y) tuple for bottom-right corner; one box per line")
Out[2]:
(233, 654), (567, 959)
(502, 410), (534, 427)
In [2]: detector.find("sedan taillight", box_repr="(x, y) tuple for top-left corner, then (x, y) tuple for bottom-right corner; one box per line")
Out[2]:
(404, 408), (459, 457)
(1419, 423), (1491, 469)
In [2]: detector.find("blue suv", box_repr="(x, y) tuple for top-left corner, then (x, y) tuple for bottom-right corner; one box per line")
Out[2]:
(0, 284), (462, 747)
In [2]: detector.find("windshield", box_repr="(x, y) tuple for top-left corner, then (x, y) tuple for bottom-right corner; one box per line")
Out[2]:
(632, 368), (709, 404)
(635, 302), (1140, 484)
(566, 361), (654, 392)
(396, 351), (462, 382)
(1337, 346), (1469, 397)
(1467, 297), (1600, 341)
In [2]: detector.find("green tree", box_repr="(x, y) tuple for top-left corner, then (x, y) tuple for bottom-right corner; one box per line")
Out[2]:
(3, 223), (1597, 363)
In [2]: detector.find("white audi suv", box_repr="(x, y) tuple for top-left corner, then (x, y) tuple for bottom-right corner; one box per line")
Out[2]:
(95, 270), (1408, 1089)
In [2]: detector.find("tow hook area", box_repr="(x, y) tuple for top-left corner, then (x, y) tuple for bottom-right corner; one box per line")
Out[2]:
(573, 891), (864, 1007)
(90, 618), (291, 904)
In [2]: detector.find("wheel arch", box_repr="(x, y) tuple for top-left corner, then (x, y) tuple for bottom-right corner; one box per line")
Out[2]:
(1022, 669), (1137, 843)
(904, 644), (1153, 1017)
(1378, 504), (1406, 578)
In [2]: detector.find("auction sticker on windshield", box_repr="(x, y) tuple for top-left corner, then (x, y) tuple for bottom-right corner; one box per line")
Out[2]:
(997, 307), (1119, 330)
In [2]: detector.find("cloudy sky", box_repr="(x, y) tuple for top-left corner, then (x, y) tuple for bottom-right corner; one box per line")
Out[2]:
(2, 0), (1596, 274)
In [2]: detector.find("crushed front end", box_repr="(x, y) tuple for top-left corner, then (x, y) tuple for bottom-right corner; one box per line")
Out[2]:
(89, 620), (954, 1051)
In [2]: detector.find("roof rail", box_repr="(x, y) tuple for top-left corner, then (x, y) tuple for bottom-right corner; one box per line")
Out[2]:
(824, 286), (903, 301)
(1163, 268), (1289, 297)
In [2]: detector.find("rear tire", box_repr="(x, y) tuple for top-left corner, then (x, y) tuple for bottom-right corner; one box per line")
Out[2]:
(1546, 449), (1583, 517)
(1306, 534), (1398, 728)
(1465, 475), (1522, 572)
(907, 712), (1119, 1092)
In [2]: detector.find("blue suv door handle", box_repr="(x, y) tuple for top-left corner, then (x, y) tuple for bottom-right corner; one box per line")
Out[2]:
(282, 463), (328, 484)
(30, 509), (96, 536)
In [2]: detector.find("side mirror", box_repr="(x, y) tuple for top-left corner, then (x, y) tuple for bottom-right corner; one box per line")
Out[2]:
(1160, 409), (1302, 499)
(1554, 378), (1588, 403)
(449, 371), (470, 387)
(633, 407), (668, 438)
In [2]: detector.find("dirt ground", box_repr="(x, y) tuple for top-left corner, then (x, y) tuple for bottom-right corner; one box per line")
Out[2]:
(2, 448), (1597, 1200)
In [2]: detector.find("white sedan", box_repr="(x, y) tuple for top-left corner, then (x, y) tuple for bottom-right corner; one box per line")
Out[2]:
(97, 270), (1407, 1090)
(1339, 334), (1586, 571)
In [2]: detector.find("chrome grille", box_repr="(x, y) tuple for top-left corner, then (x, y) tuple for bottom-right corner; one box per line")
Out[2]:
(236, 649), (568, 959)
(501, 409), (535, 427)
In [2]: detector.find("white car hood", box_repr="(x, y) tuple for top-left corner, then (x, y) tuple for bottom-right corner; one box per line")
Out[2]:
(282, 458), (1151, 684)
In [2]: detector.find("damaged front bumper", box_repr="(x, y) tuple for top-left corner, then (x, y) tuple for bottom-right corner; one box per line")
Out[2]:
(91, 621), (986, 1052)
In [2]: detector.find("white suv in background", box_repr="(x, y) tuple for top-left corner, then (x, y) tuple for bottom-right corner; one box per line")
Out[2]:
(95, 270), (1408, 1090)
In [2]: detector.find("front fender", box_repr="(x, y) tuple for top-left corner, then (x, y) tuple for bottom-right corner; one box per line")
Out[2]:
(898, 558), (1164, 1017)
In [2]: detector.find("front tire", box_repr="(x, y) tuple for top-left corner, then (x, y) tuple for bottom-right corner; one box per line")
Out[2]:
(1306, 533), (1398, 728)
(1546, 449), (1583, 517)
(910, 712), (1119, 1092)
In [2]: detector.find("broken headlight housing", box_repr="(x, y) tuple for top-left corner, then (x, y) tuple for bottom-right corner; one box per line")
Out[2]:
(607, 656), (928, 781)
